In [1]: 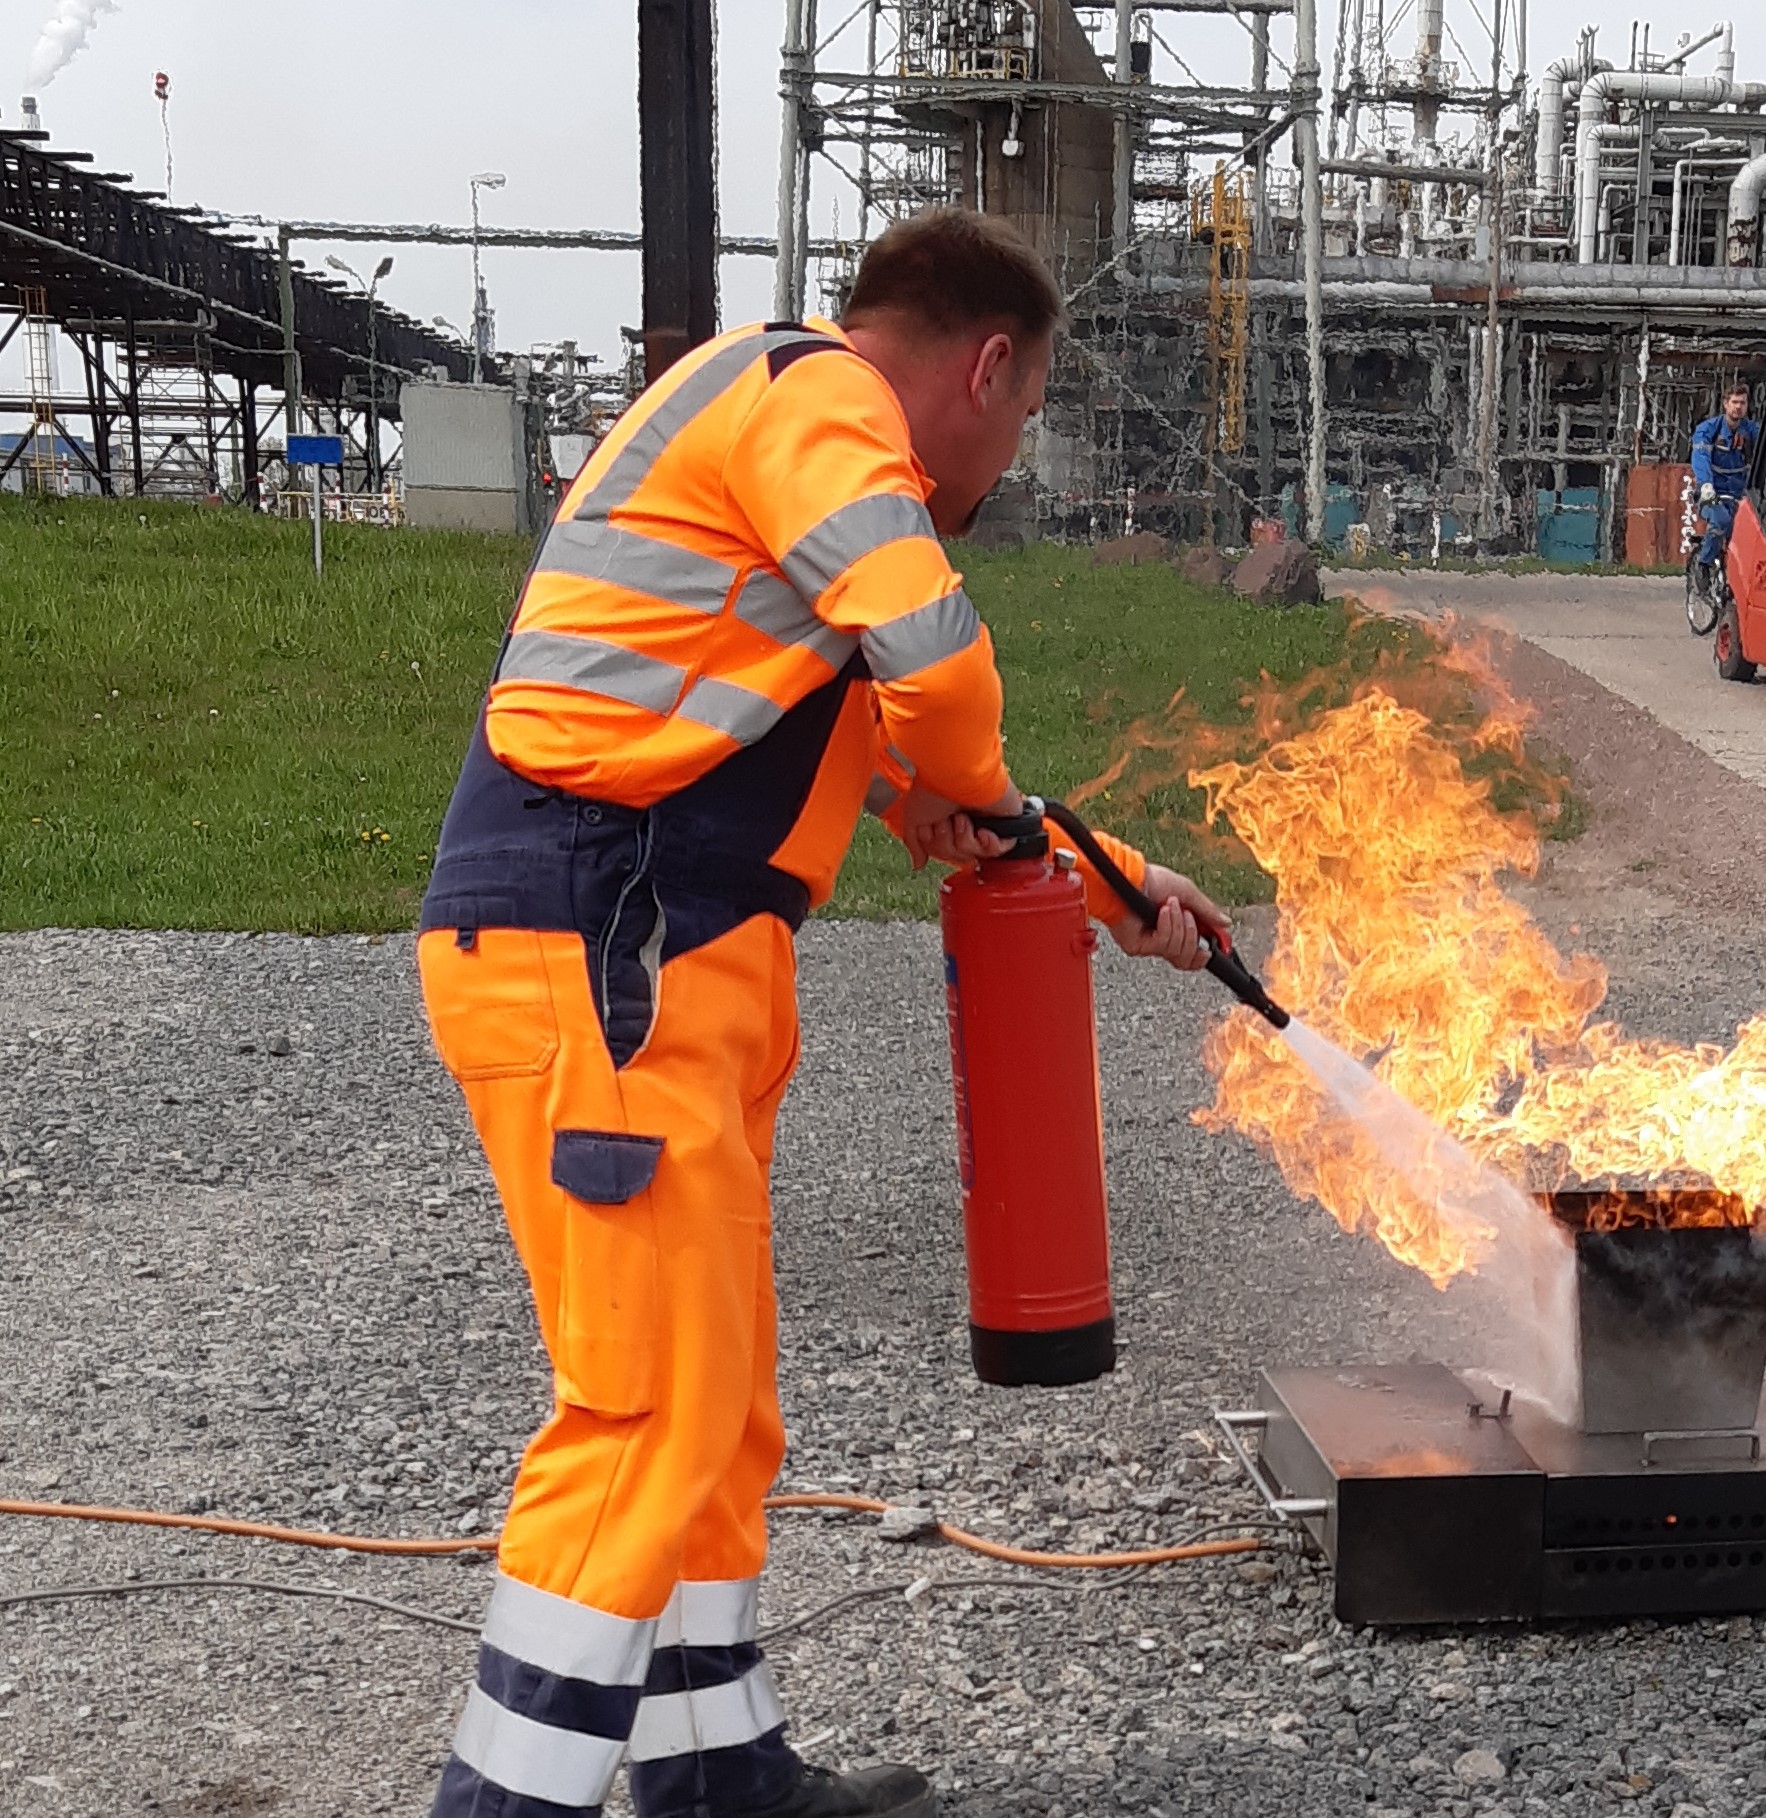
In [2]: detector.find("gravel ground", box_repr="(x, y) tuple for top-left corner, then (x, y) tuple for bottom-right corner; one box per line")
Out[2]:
(7, 658), (1766, 1818)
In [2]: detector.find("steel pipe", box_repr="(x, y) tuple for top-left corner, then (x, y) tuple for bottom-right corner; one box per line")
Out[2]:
(1112, 0), (1135, 255)
(1669, 154), (1749, 263)
(1728, 150), (1766, 265)
(1575, 124), (1639, 261)
(212, 215), (826, 258)
(1293, 0), (1328, 542)
(1535, 55), (1580, 193)
(1322, 156), (1488, 186)
(774, 0), (810, 318)
(1574, 69), (1766, 261)
(1654, 23), (1735, 74)
(1237, 275), (1766, 306)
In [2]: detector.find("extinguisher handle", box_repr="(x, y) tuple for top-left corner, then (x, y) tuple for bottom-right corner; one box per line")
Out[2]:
(964, 803), (1051, 858)
(1036, 798), (1292, 1030)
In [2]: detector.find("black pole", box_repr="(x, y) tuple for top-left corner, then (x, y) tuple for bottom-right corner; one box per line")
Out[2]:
(241, 378), (260, 507)
(637, 0), (718, 386)
(125, 318), (145, 496)
(365, 294), (381, 492)
(76, 331), (115, 498)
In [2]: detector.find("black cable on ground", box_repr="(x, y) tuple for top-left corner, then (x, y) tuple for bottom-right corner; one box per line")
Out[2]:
(1, 1523), (1298, 1649)
(0, 1575), (479, 1634)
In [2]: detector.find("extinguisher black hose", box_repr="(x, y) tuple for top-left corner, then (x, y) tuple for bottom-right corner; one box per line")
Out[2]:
(1034, 799), (1292, 1031)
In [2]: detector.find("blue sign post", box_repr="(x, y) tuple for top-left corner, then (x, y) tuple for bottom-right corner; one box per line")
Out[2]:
(288, 434), (345, 577)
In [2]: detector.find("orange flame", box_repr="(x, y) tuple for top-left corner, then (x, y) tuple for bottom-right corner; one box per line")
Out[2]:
(1099, 617), (1765, 1285)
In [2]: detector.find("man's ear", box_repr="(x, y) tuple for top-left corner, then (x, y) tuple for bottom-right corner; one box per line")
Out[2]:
(968, 333), (1016, 411)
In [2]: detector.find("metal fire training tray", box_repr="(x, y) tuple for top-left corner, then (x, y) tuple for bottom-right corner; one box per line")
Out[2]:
(1548, 1191), (1766, 1436)
(1224, 1365), (1766, 1625)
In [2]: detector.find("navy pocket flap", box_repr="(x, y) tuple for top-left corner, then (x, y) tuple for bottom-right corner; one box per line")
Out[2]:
(421, 891), (518, 934)
(552, 1130), (664, 1205)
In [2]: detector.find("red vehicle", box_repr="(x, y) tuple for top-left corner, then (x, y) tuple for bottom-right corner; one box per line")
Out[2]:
(1715, 425), (1766, 683)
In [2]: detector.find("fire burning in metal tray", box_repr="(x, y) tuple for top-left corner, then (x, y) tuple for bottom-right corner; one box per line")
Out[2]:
(1088, 620), (1766, 1622)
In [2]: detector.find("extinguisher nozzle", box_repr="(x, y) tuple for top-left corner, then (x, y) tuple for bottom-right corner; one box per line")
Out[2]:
(1204, 938), (1292, 1029)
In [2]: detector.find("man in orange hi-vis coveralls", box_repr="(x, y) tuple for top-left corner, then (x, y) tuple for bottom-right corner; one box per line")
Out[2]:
(419, 209), (1222, 1818)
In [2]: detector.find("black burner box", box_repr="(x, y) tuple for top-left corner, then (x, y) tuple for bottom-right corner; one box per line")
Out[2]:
(1244, 1192), (1766, 1624)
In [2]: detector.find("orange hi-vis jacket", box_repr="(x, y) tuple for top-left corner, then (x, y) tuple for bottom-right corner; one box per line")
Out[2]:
(492, 316), (1006, 901)
(423, 317), (1143, 947)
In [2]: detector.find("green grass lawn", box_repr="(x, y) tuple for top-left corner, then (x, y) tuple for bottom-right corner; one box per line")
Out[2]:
(0, 497), (525, 933)
(0, 496), (1560, 933)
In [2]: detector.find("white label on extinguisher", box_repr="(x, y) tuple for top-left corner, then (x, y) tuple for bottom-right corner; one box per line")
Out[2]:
(943, 950), (975, 1191)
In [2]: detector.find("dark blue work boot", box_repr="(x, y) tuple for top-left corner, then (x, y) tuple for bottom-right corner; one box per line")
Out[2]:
(743, 1760), (938, 1817)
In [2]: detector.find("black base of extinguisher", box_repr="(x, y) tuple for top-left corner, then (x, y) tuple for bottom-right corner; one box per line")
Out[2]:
(970, 1316), (1117, 1388)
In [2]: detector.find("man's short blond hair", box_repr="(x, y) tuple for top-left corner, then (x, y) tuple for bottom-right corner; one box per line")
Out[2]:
(842, 208), (1066, 345)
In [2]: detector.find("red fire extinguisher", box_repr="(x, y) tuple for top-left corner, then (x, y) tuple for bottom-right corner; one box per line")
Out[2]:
(940, 802), (1113, 1387)
(942, 798), (1289, 1389)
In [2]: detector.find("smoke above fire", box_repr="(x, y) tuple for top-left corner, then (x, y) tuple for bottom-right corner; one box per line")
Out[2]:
(26, 0), (119, 90)
(1087, 616), (1766, 1289)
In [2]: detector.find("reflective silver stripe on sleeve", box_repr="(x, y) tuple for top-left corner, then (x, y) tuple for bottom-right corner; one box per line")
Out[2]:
(626, 1662), (786, 1763)
(866, 742), (916, 815)
(495, 629), (686, 715)
(733, 570), (858, 668)
(860, 588), (982, 683)
(452, 1684), (627, 1807)
(674, 675), (786, 744)
(480, 1572), (657, 1686)
(865, 774), (902, 817)
(538, 520), (737, 616)
(779, 493), (940, 601)
(652, 1577), (761, 1650)
(578, 328), (839, 520)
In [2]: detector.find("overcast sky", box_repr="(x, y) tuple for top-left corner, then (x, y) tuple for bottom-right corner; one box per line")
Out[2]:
(0, 0), (1722, 386)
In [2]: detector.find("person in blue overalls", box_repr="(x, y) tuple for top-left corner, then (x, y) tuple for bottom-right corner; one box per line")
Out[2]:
(1691, 381), (1760, 600)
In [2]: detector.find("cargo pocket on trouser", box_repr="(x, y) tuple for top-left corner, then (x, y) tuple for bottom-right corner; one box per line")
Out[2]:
(552, 1129), (665, 1418)
(418, 926), (561, 1081)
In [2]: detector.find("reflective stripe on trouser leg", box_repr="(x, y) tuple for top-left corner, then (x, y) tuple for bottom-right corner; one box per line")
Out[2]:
(430, 1574), (656, 1817)
(629, 1655), (795, 1818)
(419, 913), (804, 1818)
(629, 1574), (799, 1817)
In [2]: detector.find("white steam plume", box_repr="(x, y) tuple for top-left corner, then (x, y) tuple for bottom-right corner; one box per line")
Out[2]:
(26, 0), (120, 91)
(1281, 1018), (1580, 1422)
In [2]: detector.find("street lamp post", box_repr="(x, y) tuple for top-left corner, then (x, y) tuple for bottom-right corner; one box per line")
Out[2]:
(469, 172), (507, 384)
(327, 252), (395, 490)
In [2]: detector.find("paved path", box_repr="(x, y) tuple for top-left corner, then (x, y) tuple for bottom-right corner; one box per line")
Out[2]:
(1326, 568), (1766, 788)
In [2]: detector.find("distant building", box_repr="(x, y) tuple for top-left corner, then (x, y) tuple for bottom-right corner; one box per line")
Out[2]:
(0, 429), (102, 497)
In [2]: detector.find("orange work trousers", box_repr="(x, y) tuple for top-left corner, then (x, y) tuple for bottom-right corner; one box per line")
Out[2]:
(419, 911), (802, 1817)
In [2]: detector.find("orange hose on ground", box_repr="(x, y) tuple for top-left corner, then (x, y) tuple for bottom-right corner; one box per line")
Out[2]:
(0, 1498), (498, 1556)
(0, 1492), (1274, 1570)
(762, 1492), (1268, 1568)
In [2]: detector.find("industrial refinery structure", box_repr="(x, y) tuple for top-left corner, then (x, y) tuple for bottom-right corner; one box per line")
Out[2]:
(777, 2), (1766, 559)
(0, 101), (480, 504)
(1, 6), (1763, 558)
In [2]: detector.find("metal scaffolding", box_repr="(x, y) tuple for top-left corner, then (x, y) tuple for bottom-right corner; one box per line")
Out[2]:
(774, 0), (1303, 310)
(768, 0), (1325, 542)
